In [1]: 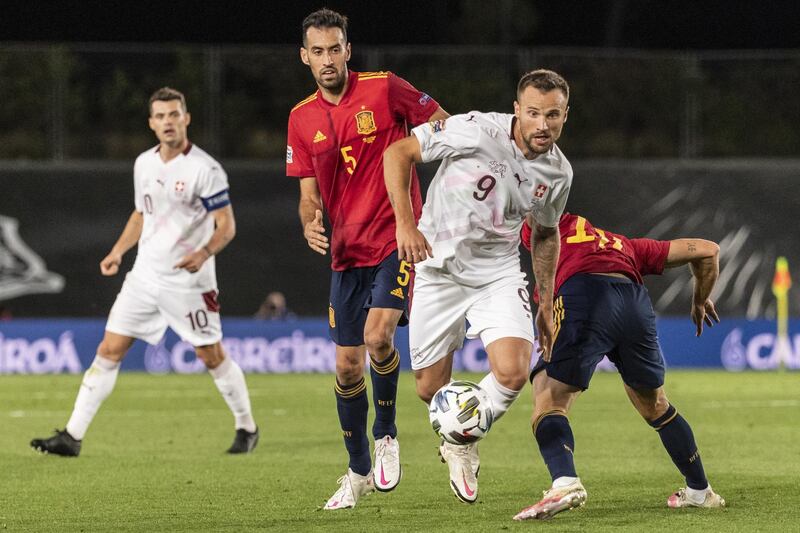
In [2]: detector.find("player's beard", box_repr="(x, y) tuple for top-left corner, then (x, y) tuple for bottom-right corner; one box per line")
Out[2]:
(518, 125), (551, 157)
(316, 67), (347, 94)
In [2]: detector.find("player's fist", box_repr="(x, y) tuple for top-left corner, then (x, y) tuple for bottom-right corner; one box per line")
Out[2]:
(174, 249), (209, 273)
(396, 222), (433, 264)
(100, 252), (122, 276)
(303, 209), (329, 255)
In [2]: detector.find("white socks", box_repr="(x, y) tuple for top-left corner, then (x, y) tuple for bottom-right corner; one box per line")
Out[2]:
(685, 485), (711, 504)
(553, 476), (579, 488)
(65, 355), (121, 440)
(478, 372), (521, 422)
(209, 356), (256, 433)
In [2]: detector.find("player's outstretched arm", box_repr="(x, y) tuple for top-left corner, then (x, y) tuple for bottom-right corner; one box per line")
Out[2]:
(100, 210), (144, 276)
(384, 135), (432, 263)
(665, 238), (721, 336)
(530, 216), (560, 361)
(298, 177), (328, 256)
(174, 205), (236, 273)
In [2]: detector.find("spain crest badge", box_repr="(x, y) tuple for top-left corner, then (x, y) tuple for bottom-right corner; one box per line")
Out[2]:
(355, 110), (377, 135)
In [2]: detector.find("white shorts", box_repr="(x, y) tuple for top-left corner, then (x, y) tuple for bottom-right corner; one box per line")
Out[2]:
(409, 269), (535, 370)
(106, 273), (223, 346)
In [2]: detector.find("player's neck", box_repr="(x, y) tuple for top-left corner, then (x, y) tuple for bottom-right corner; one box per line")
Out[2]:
(158, 140), (189, 162)
(318, 74), (350, 105)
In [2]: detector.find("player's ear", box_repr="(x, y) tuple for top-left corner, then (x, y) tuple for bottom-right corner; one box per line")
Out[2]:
(148, 116), (157, 133)
(563, 105), (569, 123)
(513, 100), (521, 118)
(184, 112), (191, 127)
(300, 47), (310, 66)
(345, 42), (352, 61)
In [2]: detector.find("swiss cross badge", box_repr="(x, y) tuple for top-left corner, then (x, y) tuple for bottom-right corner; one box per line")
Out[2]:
(534, 184), (548, 198)
(175, 180), (185, 193)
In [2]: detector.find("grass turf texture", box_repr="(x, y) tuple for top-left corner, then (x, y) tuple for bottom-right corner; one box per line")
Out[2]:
(1, 371), (798, 532)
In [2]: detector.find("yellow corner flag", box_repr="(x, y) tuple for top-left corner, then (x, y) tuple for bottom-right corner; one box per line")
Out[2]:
(772, 257), (792, 338)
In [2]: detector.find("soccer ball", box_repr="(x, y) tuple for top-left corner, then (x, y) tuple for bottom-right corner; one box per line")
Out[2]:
(429, 380), (494, 445)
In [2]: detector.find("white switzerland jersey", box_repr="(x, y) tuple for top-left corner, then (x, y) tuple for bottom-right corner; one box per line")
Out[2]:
(131, 143), (230, 291)
(412, 112), (572, 286)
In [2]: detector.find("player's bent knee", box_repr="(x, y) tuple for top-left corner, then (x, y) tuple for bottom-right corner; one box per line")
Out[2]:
(492, 367), (528, 392)
(415, 382), (438, 404)
(97, 335), (133, 362)
(415, 373), (447, 404)
(335, 360), (365, 385)
(363, 330), (393, 358)
(195, 343), (225, 369)
(633, 388), (670, 422)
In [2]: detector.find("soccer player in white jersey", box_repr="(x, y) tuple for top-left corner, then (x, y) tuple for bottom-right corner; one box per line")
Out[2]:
(384, 70), (572, 503)
(31, 87), (258, 456)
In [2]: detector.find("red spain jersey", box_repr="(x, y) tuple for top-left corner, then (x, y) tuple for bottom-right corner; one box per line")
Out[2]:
(522, 213), (670, 299)
(287, 70), (440, 270)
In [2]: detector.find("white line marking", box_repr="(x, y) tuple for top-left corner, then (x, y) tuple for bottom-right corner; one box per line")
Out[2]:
(703, 399), (800, 409)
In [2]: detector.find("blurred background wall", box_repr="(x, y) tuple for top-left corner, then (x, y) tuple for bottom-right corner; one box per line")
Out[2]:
(1, 0), (798, 320)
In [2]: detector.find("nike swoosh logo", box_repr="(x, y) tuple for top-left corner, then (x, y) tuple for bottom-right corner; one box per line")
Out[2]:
(380, 465), (390, 486)
(462, 473), (475, 497)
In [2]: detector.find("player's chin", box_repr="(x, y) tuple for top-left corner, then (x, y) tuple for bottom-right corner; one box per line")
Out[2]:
(318, 77), (345, 91)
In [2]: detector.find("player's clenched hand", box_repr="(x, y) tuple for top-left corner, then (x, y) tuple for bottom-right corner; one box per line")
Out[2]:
(304, 209), (329, 255)
(396, 222), (433, 264)
(174, 249), (209, 274)
(100, 251), (123, 276)
(535, 306), (555, 362)
(691, 299), (720, 337)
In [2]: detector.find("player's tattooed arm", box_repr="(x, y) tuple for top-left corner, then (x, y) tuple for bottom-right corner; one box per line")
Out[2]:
(665, 238), (721, 336)
(299, 177), (328, 255)
(384, 135), (432, 263)
(100, 210), (143, 276)
(530, 217), (560, 361)
(175, 205), (236, 273)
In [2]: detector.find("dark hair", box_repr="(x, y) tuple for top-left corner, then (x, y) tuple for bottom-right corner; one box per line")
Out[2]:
(302, 8), (348, 46)
(148, 87), (187, 115)
(517, 69), (569, 100)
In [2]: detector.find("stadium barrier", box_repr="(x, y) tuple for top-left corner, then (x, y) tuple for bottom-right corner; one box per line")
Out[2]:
(0, 318), (797, 375)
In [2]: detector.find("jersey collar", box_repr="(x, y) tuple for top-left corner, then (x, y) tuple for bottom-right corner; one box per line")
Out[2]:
(154, 140), (192, 155)
(154, 140), (193, 163)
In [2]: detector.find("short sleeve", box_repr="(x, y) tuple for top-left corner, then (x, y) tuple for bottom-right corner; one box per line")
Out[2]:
(388, 73), (440, 126)
(286, 112), (315, 178)
(531, 180), (570, 228)
(133, 158), (143, 212)
(411, 113), (482, 163)
(198, 163), (231, 211)
(629, 238), (671, 276)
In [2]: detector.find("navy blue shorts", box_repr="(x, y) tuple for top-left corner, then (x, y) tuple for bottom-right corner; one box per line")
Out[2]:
(328, 251), (412, 346)
(531, 274), (665, 391)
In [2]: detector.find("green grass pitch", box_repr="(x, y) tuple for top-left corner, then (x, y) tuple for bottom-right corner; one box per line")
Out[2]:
(2, 370), (798, 532)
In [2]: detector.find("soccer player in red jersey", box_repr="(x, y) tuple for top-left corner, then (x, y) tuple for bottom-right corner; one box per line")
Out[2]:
(513, 214), (726, 520)
(286, 8), (448, 509)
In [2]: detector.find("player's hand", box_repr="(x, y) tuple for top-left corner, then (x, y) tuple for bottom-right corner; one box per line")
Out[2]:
(304, 209), (329, 255)
(535, 306), (555, 362)
(174, 249), (210, 273)
(691, 299), (720, 337)
(100, 251), (123, 276)
(396, 222), (433, 264)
